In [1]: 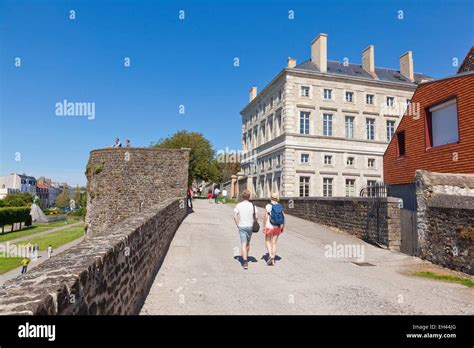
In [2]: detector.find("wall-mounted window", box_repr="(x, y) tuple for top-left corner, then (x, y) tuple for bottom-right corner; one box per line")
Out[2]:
(366, 118), (375, 140)
(299, 176), (310, 197)
(386, 120), (396, 141)
(301, 153), (310, 164)
(426, 98), (459, 148)
(345, 179), (356, 197)
(300, 111), (310, 134)
(323, 114), (333, 136)
(345, 91), (354, 103)
(386, 96), (395, 107)
(323, 178), (333, 197)
(301, 86), (310, 97)
(397, 131), (406, 157)
(345, 116), (354, 139)
(346, 156), (355, 167)
(324, 89), (332, 100)
(324, 155), (333, 165)
(368, 158), (375, 168)
(366, 94), (374, 105)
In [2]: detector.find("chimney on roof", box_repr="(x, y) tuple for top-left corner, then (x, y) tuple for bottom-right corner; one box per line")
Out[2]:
(362, 45), (378, 78)
(287, 57), (297, 68)
(400, 51), (414, 82)
(249, 86), (257, 102)
(311, 33), (327, 73)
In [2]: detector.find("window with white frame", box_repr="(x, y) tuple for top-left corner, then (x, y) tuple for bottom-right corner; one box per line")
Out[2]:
(346, 156), (354, 167)
(428, 98), (459, 147)
(301, 86), (310, 97)
(366, 118), (375, 140)
(366, 94), (374, 105)
(324, 155), (333, 165)
(301, 153), (310, 164)
(323, 114), (333, 136)
(367, 180), (377, 197)
(386, 96), (395, 107)
(324, 89), (332, 100)
(345, 91), (354, 102)
(300, 111), (310, 134)
(345, 116), (354, 139)
(368, 158), (375, 168)
(276, 154), (281, 166)
(345, 179), (356, 197)
(323, 178), (333, 197)
(386, 120), (396, 141)
(270, 97), (274, 108)
(299, 176), (310, 197)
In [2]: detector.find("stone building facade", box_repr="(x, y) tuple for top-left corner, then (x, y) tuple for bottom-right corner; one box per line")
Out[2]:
(239, 33), (431, 198)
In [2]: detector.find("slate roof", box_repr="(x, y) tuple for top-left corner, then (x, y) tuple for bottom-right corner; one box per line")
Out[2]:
(295, 60), (432, 85)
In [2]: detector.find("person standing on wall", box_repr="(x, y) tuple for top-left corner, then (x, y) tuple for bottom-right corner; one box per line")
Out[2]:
(263, 193), (285, 266)
(222, 188), (228, 204)
(233, 190), (258, 270)
(47, 245), (53, 259)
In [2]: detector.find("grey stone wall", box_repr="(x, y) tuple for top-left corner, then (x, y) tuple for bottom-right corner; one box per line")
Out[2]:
(251, 197), (401, 250)
(0, 199), (187, 314)
(416, 170), (474, 274)
(85, 148), (190, 235)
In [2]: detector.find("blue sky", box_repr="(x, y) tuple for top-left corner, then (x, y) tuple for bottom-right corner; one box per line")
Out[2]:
(0, 0), (472, 185)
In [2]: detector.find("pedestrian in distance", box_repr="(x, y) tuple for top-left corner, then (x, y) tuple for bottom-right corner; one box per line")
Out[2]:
(214, 187), (220, 204)
(125, 139), (131, 147)
(112, 138), (122, 148)
(222, 189), (228, 204)
(47, 244), (53, 259)
(207, 190), (213, 203)
(187, 187), (194, 210)
(233, 190), (258, 270)
(20, 258), (29, 274)
(263, 193), (285, 266)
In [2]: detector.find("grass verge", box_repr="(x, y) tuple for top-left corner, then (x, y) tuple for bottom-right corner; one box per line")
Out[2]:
(15, 224), (85, 250)
(0, 252), (24, 275)
(412, 271), (474, 288)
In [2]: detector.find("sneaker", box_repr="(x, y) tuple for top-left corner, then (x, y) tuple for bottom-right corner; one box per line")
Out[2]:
(266, 257), (273, 266)
(243, 261), (248, 269)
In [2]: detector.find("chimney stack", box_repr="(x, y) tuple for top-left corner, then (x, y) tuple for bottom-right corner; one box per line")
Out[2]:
(362, 45), (376, 78)
(400, 51), (414, 82)
(287, 57), (297, 68)
(311, 33), (327, 73)
(249, 86), (257, 102)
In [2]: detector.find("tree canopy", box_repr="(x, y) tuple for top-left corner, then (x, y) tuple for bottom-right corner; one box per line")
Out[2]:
(153, 131), (221, 185)
(0, 192), (34, 207)
(55, 187), (70, 209)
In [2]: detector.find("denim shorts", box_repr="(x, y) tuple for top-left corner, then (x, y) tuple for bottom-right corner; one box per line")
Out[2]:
(238, 226), (253, 243)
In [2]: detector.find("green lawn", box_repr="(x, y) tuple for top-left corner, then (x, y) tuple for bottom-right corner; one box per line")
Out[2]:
(15, 224), (85, 250)
(0, 217), (82, 243)
(0, 252), (24, 275)
(412, 271), (474, 288)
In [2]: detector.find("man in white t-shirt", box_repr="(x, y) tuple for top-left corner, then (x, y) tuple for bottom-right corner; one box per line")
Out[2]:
(233, 190), (257, 270)
(222, 189), (228, 204)
(214, 187), (220, 204)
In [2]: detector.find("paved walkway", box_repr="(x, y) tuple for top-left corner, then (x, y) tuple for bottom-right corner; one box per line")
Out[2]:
(141, 199), (474, 315)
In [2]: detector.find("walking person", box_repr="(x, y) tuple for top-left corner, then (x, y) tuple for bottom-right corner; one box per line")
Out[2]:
(187, 187), (193, 210)
(222, 188), (228, 204)
(233, 190), (258, 270)
(263, 193), (285, 266)
(20, 258), (29, 274)
(214, 187), (220, 204)
(112, 138), (122, 148)
(32, 244), (39, 260)
(207, 190), (213, 203)
(125, 139), (131, 147)
(47, 245), (53, 259)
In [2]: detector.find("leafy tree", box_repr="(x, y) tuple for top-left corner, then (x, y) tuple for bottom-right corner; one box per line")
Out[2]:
(1, 192), (34, 207)
(153, 131), (220, 185)
(55, 187), (70, 209)
(216, 153), (241, 183)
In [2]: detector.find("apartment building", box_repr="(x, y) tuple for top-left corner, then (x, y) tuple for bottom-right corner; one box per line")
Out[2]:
(0, 173), (37, 199)
(239, 33), (431, 198)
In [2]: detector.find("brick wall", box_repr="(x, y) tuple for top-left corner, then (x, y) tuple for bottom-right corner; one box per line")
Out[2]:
(416, 170), (474, 274)
(0, 199), (187, 314)
(85, 148), (190, 235)
(252, 197), (401, 250)
(384, 73), (474, 185)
